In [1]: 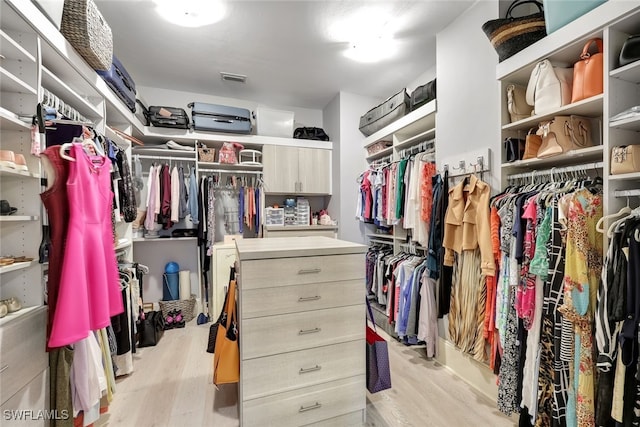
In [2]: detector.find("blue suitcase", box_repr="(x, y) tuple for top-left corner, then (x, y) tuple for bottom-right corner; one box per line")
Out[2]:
(188, 102), (251, 134)
(97, 56), (136, 113)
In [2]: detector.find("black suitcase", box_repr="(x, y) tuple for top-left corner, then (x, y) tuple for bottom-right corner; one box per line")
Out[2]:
(189, 102), (251, 134)
(96, 56), (136, 113)
(359, 89), (409, 136)
(410, 79), (436, 111)
(147, 106), (190, 129)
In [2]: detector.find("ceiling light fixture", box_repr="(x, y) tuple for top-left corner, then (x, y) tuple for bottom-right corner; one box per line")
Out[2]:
(345, 35), (397, 63)
(153, 0), (226, 28)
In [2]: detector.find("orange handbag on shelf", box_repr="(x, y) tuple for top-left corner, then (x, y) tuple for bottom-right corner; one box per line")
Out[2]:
(213, 279), (239, 385)
(571, 38), (604, 103)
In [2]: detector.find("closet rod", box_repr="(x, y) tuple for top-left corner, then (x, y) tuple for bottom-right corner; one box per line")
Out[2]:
(199, 168), (263, 175)
(506, 161), (603, 181)
(614, 189), (640, 198)
(369, 238), (393, 246)
(136, 155), (196, 162)
(399, 242), (428, 252)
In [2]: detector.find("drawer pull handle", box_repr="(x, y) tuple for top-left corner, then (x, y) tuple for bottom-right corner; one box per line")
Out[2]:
(298, 268), (321, 275)
(0, 365), (8, 374)
(298, 295), (321, 302)
(299, 365), (321, 374)
(299, 402), (322, 413)
(299, 327), (321, 335)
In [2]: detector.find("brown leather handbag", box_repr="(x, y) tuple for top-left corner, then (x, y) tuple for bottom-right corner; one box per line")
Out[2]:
(537, 115), (593, 158)
(522, 128), (542, 160)
(571, 38), (604, 103)
(213, 279), (239, 385)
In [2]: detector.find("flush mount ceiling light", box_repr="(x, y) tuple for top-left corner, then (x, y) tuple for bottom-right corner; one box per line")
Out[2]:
(153, 0), (226, 28)
(328, 6), (399, 63)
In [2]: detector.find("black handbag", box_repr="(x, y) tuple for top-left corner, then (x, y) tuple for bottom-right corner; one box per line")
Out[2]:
(619, 35), (640, 67)
(206, 266), (235, 353)
(482, 0), (546, 62)
(138, 311), (165, 347)
(293, 127), (330, 141)
(504, 137), (526, 162)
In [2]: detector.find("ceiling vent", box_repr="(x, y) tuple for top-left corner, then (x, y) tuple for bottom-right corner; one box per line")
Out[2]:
(220, 72), (247, 83)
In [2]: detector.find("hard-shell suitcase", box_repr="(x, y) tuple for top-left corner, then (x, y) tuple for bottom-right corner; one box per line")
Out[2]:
(410, 79), (436, 111)
(189, 102), (252, 134)
(147, 106), (190, 129)
(96, 55), (136, 112)
(359, 89), (409, 137)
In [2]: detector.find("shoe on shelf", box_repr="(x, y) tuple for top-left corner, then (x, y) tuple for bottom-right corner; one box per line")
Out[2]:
(0, 200), (18, 216)
(0, 302), (7, 318)
(13, 154), (28, 172)
(0, 150), (16, 169)
(174, 310), (185, 328)
(1, 297), (22, 313)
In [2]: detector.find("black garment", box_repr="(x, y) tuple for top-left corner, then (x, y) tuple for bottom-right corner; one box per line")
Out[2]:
(116, 147), (137, 223)
(111, 287), (131, 356)
(439, 170), (452, 317)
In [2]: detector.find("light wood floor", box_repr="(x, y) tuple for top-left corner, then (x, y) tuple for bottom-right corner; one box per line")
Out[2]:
(96, 321), (516, 427)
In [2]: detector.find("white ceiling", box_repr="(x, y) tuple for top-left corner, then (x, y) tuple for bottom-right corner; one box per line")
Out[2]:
(94, 0), (475, 110)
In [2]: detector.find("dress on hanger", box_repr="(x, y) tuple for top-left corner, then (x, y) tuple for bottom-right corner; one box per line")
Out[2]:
(48, 143), (123, 347)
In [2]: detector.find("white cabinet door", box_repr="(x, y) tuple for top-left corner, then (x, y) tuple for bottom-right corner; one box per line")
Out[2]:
(262, 145), (298, 194)
(298, 147), (331, 195)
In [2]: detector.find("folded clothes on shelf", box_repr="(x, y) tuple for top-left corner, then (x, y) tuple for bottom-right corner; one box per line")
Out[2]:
(611, 105), (640, 122)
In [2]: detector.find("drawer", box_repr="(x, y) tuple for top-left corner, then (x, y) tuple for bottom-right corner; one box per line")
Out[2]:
(308, 411), (365, 426)
(242, 340), (364, 400)
(241, 279), (362, 318)
(0, 308), (47, 405)
(242, 375), (365, 427)
(241, 305), (363, 359)
(0, 368), (49, 427)
(265, 229), (336, 238)
(240, 254), (363, 290)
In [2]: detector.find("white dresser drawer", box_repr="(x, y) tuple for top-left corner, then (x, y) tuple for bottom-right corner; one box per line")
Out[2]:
(241, 279), (362, 319)
(0, 368), (49, 426)
(0, 307), (47, 405)
(241, 305), (363, 359)
(242, 340), (364, 400)
(240, 254), (363, 290)
(242, 375), (365, 427)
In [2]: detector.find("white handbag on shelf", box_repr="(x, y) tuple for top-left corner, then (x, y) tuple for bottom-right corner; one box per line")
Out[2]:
(526, 59), (574, 116)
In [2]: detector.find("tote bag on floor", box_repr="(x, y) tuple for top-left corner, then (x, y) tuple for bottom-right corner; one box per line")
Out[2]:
(366, 299), (391, 393)
(213, 280), (239, 385)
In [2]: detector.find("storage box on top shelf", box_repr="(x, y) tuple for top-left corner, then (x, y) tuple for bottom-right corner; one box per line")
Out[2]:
(543, 0), (607, 34)
(254, 106), (294, 138)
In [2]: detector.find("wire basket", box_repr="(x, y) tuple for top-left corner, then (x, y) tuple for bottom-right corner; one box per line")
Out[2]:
(60, 0), (113, 71)
(159, 295), (196, 323)
(198, 147), (216, 163)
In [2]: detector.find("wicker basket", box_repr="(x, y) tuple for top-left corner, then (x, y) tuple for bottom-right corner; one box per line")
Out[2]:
(198, 147), (216, 163)
(159, 295), (196, 323)
(60, 0), (113, 71)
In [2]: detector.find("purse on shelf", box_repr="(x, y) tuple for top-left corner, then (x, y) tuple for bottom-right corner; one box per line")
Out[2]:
(504, 137), (526, 162)
(571, 38), (604, 103)
(218, 142), (244, 165)
(481, 0), (547, 63)
(536, 115), (593, 158)
(522, 127), (543, 160)
(611, 145), (640, 175)
(526, 59), (573, 116)
(506, 84), (533, 122)
(198, 146), (216, 163)
(619, 35), (640, 67)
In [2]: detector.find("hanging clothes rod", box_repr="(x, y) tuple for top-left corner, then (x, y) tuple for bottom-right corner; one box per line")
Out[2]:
(199, 168), (263, 175)
(399, 242), (428, 252)
(506, 161), (603, 181)
(369, 238), (394, 246)
(136, 155), (196, 162)
(614, 189), (640, 198)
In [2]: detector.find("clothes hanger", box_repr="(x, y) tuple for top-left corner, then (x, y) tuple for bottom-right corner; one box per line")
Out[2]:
(597, 204), (632, 234)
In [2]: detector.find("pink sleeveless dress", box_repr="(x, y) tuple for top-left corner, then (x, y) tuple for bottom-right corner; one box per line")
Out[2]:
(48, 143), (124, 348)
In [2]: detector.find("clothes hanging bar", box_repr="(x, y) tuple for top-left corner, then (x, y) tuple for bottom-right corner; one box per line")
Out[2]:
(506, 161), (603, 181)
(136, 155), (196, 162)
(199, 168), (263, 175)
(614, 189), (640, 198)
(369, 238), (394, 246)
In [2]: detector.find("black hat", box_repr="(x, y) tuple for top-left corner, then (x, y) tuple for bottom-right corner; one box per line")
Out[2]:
(0, 200), (17, 216)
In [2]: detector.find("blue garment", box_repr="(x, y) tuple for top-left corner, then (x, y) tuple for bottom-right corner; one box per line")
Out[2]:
(396, 261), (419, 337)
(189, 168), (199, 225)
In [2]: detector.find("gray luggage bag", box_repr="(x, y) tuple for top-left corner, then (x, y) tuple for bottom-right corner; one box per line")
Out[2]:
(359, 89), (409, 136)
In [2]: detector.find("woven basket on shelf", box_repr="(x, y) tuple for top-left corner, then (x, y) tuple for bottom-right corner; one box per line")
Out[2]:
(60, 0), (113, 71)
(159, 295), (196, 323)
(198, 147), (216, 162)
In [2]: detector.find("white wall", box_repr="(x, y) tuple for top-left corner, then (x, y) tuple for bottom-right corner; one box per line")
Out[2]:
(137, 85), (324, 130)
(436, 1), (501, 191)
(325, 91), (380, 244)
(324, 93), (341, 228)
(407, 65), (437, 94)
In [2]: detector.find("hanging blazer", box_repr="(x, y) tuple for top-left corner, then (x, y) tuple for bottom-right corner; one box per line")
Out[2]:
(443, 174), (495, 277)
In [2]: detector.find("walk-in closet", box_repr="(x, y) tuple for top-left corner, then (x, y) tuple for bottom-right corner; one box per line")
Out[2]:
(2, 0), (640, 426)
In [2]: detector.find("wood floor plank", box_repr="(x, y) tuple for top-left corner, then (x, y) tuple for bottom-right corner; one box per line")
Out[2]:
(95, 321), (516, 427)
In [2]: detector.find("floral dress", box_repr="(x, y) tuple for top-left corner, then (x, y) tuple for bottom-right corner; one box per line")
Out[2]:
(558, 189), (603, 427)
